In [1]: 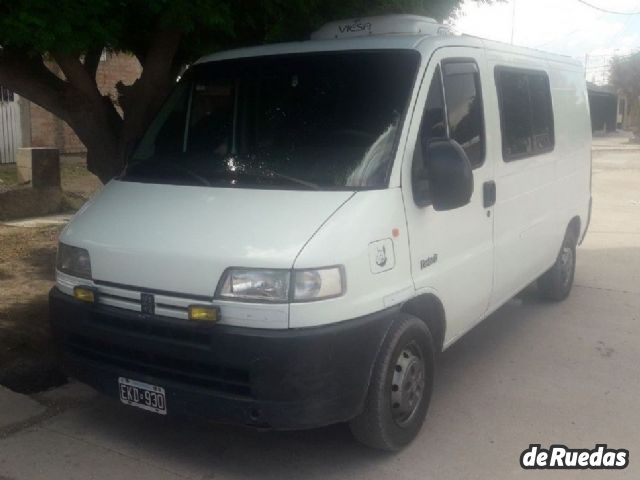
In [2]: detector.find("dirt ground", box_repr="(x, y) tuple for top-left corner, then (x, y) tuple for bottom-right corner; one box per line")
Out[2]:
(0, 159), (100, 393)
(0, 157), (101, 199)
(58, 158), (102, 198)
(0, 225), (66, 392)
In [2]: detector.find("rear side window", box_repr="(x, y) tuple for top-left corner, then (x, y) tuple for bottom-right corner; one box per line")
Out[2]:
(495, 67), (554, 160)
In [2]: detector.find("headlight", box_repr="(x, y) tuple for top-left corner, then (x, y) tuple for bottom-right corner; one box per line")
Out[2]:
(218, 267), (345, 302)
(57, 243), (92, 279)
(218, 269), (291, 302)
(293, 267), (344, 301)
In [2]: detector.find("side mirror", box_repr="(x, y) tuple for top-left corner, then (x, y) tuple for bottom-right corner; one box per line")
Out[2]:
(424, 139), (474, 211)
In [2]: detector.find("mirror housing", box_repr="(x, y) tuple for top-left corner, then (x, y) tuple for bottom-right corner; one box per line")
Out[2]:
(421, 139), (474, 211)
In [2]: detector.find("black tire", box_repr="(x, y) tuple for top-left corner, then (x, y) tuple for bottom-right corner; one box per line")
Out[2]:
(349, 314), (434, 451)
(537, 227), (578, 301)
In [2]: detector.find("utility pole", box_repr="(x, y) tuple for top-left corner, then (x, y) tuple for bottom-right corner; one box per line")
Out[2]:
(584, 53), (589, 80)
(510, 0), (516, 45)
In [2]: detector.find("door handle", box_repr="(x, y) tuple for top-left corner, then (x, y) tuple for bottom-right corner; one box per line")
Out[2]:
(483, 181), (496, 208)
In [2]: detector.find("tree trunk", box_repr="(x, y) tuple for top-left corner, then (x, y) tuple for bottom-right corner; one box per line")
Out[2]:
(0, 31), (182, 184)
(74, 120), (124, 182)
(0, 49), (125, 183)
(62, 96), (125, 182)
(86, 144), (123, 182)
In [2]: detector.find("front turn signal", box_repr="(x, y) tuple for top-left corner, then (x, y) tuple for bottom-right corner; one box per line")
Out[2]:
(188, 305), (219, 323)
(73, 286), (96, 303)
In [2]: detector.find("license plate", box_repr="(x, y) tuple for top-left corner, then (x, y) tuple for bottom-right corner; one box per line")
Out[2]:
(118, 377), (167, 415)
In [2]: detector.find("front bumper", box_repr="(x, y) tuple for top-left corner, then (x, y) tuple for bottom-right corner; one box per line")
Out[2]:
(49, 287), (396, 429)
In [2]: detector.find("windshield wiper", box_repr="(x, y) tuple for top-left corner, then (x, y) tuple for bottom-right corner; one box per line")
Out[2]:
(162, 160), (212, 187)
(125, 158), (212, 187)
(240, 166), (321, 190)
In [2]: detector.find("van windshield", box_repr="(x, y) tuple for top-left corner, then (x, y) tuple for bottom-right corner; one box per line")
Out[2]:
(123, 51), (419, 190)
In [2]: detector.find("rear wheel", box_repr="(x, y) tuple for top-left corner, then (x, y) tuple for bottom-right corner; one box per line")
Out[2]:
(349, 314), (434, 451)
(537, 227), (578, 301)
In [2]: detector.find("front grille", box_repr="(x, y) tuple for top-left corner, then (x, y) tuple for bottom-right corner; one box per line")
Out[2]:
(66, 334), (252, 398)
(92, 281), (211, 321)
(92, 310), (211, 346)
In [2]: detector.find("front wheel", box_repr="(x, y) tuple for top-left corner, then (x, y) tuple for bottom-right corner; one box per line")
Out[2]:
(537, 227), (578, 301)
(349, 314), (434, 451)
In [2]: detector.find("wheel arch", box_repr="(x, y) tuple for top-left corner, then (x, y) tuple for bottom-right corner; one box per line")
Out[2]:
(401, 293), (446, 353)
(568, 215), (581, 241)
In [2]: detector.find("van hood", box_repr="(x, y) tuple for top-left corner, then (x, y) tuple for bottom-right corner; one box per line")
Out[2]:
(61, 180), (354, 297)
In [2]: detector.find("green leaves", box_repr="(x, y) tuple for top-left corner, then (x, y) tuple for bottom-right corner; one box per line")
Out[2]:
(610, 53), (640, 99)
(0, 0), (116, 53)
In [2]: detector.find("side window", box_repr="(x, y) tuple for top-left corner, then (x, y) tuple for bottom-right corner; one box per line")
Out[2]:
(413, 67), (445, 202)
(529, 73), (554, 152)
(442, 62), (485, 167)
(415, 60), (485, 169)
(420, 65), (446, 141)
(496, 68), (554, 161)
(412, 60), (485, 205)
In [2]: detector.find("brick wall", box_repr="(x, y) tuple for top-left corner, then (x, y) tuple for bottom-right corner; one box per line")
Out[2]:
(28, 52), (142, 157)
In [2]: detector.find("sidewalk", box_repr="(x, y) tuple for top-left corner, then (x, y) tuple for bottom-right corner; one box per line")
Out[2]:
(0, 382), (97, 433)
(1, 213), (72, 228)
(592, 130), (640, 151)
(0, 387), (46, 432)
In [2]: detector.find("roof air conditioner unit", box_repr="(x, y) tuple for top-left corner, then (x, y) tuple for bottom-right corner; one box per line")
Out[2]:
(311, 15), (452, 40)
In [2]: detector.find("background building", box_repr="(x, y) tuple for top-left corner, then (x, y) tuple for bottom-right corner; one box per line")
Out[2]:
(587, 83), (620, 133)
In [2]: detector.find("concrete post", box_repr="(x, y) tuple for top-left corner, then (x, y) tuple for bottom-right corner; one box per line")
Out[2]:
(17, 96), (32, 148)
(16, 147), (61, 189)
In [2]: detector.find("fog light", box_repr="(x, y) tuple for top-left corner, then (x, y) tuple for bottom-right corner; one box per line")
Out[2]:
(188, 305), (219, 322)
(73, 286), (96, 303)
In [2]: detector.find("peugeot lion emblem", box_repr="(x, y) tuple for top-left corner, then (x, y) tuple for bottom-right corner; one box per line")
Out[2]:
(140, 293), (155, 315)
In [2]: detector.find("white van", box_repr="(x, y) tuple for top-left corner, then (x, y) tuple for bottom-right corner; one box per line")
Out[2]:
(50, 15), (592, 451)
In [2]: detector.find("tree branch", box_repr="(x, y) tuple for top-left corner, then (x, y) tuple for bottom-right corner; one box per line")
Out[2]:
(52, 51), (103, 101)
(0, 47), (124, 181)
(51, 50), (123, 140)
(0, 48), (70, 120)
(120, 29), (182, 146)
(83, 47), (103, 80)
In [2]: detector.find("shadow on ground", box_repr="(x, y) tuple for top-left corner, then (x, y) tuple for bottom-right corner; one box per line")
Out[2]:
(0, 299), (66, 393)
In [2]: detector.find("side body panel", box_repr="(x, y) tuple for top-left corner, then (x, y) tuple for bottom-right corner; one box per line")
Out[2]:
(486, 50), (591, 311)
(547, 62), (592, 242)
(401, 46), (496, 346)
(290, 189), (413, 328)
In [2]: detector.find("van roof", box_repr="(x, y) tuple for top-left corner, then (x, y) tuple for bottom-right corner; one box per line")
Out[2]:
(194, 15), (581, 69)
(194, 34), (429, 64)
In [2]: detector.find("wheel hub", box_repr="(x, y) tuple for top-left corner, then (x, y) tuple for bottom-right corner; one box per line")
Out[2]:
(559, 246), (574, 288)
(390, 344), (425, 427)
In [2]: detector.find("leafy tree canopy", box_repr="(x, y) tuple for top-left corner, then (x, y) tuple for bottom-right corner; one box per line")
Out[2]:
(610, 52), (640, 135)
(610, 53), (640, 98)
(1, 0), (468, 54)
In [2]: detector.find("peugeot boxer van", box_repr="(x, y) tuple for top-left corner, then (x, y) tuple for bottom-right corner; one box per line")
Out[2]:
(50, 15), (592, 451)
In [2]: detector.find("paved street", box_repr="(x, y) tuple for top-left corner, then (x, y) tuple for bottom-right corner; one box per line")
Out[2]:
(1, 146), (639, 480)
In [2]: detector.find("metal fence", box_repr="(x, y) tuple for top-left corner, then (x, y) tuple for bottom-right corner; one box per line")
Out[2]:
(0, 85), (22, 164)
